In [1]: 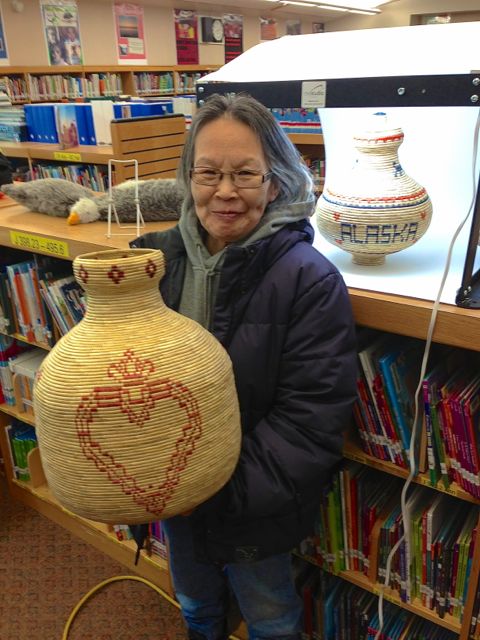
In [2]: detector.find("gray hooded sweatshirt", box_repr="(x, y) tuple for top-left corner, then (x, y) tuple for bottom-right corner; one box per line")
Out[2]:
(177, 199), (314, 330)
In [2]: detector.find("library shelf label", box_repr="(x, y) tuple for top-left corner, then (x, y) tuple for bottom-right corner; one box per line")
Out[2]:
(9, 231), (70, 258)
(53, 151), (83, 162)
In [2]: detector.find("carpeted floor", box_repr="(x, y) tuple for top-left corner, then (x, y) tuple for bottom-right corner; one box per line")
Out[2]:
(0, 475), (187, 640)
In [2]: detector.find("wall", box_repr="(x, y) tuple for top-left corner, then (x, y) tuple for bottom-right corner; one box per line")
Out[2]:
(327, 0), (480, 31)
(0, 0), (324, 67)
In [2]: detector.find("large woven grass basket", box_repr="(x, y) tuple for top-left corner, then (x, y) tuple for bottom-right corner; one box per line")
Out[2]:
(33, 248), (241, 524)
(316, 112), (432, 265)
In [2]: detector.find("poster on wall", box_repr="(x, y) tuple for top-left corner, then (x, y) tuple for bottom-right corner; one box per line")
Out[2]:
(174, 9), (198, 65)
(0, 3), (9, 65)
(41, 0), (83, 66)
(114, 3), (147, 64)
(199, 16), (223, 44)
(223, 14), (243, 63)
(260, 16), (278, 41)
(286, 20), (301, 35)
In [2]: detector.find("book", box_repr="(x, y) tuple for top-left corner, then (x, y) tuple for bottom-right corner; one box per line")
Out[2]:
(6, 262), (34, 341)
(434, 502), (467, 618)
(10, 348), (47, 414)
(357, 331), (401, 465)
(5, 420), (38, 481)
(55, 103), (81, 148)
(456, 374), (480, 498)
(0, 268), (16, 333)
(88, 99), (114, 145)
(409, 487), (431, 601)
(438, 369), (469, 491)
(112, 101), (173, 119)
(24, 104), (59, 143)
(451, 513), (475, 618)
(377, 338), (423, 465)
(424, 494), (456, 609)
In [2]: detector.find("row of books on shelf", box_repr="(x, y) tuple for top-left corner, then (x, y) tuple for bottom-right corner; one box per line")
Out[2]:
(0, 75), (28, 103)
(0, 104), (27, 142)
(23, 98), (175, 146)
(354, 328), (480, 500)
(134, 72), (174, 95)
(0, 338), (47, 411)
(1, 71), (206, 103)
(175, 71), (209, 94)
(295, 560), (464, 640)
(0, 254), (86, 350)
(303, 155), (325, 194)
(110, 521), (167, 560)
(30, 162), (107, 191)
(4, 419), (37, 481)
(298, 462), (479, 621)
(28, 72), (124, 101)
(271, 108), (322, 134)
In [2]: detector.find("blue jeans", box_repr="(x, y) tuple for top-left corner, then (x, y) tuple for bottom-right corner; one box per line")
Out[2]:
(163, 516), (303, 640)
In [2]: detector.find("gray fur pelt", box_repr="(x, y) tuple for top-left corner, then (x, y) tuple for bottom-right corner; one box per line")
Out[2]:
(88, 178), (183, 222)
(1, 177), (184, 223)
(1, 179), (93, 217)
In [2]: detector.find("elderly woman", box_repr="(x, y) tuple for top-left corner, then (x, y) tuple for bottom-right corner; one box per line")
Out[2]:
(131, 93), (357, 640)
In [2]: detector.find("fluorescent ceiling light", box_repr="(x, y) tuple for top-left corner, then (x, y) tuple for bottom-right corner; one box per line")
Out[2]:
(347, 8), (381, 13)
(265, 0), (389, 11)
(319, 0), (390, 6)
(278, 0), (319, 6)
(316, 5), (348, 11)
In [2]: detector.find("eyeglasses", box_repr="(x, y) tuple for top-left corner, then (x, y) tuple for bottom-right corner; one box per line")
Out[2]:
(190, 167), (273, 189)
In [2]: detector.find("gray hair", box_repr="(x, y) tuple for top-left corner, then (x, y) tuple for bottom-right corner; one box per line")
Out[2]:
(177, 93), (315, 212)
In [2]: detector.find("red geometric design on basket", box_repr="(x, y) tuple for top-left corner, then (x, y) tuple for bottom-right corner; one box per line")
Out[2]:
(333, 213), (341, 221)
(74, 349), (202, 517)
(145, 259), (157, 278)
(335, 239), (343, 245)
(107, 265), (125, 284)
(355, 133), (404, 144)
(327, 187), (427, 205)
(78, 265), (89, 284)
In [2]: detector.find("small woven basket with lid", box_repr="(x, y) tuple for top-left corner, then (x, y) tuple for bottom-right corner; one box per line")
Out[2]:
(33, 248), (241, 524)
(316, 112), (432, 266)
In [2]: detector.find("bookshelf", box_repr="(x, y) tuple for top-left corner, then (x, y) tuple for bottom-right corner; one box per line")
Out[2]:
(0, 64), (214, 187)
(0, 65), (219, 104)
(0, 141), (114, 164)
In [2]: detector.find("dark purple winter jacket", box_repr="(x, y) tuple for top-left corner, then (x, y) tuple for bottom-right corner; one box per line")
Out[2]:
(132, 218), (358, 564)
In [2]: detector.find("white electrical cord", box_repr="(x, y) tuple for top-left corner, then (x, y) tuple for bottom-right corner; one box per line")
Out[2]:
(374, 107), (480, 640)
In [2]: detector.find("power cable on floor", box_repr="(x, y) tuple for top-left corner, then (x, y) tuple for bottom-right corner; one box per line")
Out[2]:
(62, 574), (242, 640)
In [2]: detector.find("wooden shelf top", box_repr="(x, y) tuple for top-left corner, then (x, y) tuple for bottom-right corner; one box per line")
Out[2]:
(349, 286), (480, 351)
(0, 141), (35, 158)
(0, 200), (176, 258)
(287, 132), (324, 145)
(0, 141), (114, 163)
(0, 64), (218, 74)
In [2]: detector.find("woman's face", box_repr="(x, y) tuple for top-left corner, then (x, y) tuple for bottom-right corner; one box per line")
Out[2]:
(191, 116), (279, 254)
